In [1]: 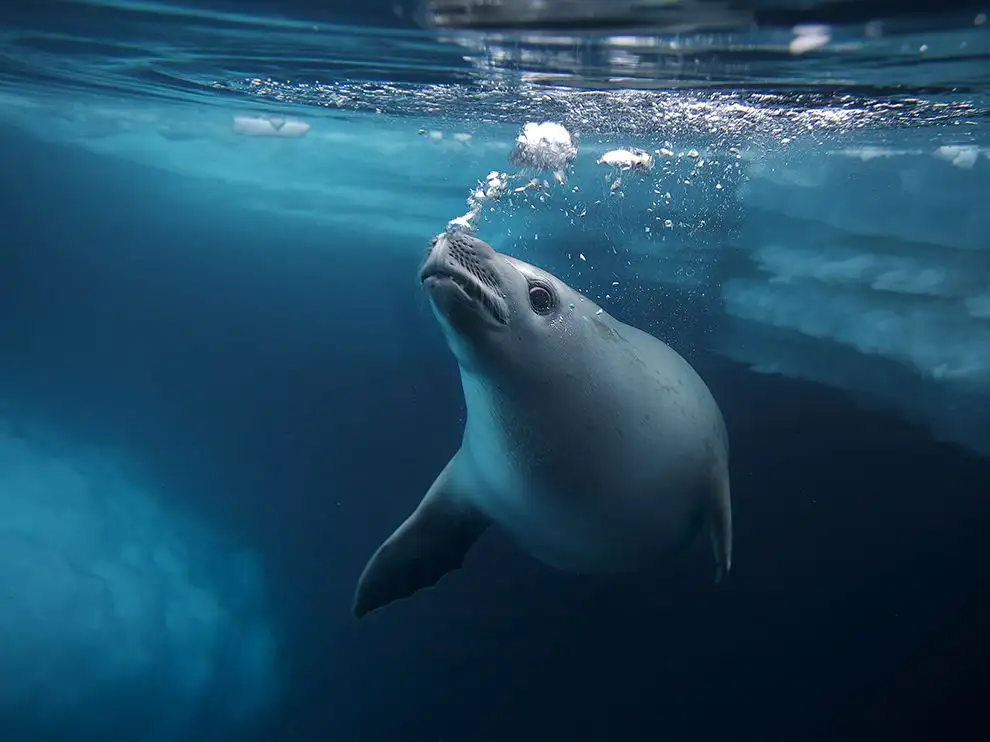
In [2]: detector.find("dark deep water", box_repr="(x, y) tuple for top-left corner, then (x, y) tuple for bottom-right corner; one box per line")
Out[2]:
(2, 125), (989, 741)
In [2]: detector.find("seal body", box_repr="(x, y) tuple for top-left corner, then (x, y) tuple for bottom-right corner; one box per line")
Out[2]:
(353, 232), (731, 618)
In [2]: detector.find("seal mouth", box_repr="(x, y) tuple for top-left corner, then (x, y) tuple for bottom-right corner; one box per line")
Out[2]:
(421, 266), (509, 326)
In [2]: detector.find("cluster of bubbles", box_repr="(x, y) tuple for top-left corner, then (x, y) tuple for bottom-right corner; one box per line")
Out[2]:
(442, 117), (740, 238)
(219, 78), (983, 139)
(447, 122), (577, 233)
(436, 118), (743, 337)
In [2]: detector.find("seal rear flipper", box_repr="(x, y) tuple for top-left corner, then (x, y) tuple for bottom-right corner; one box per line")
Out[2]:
(353, 459), (490, 618)
(708, 465), (733, 584)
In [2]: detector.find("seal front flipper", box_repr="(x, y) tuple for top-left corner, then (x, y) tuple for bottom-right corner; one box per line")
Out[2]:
(708, 464), (733, 584)
(353, 458), (490, 619)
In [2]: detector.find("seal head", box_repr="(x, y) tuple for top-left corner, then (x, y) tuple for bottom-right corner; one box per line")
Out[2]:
(419, 230), (569, 378)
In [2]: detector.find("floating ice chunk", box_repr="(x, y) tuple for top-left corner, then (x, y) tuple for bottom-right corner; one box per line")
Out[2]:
(232, 115), (310, 138)
(417, 129), (472, 144)
(789, 25), (831, 55)
(597, 148), (654, 174)
(934, 145), (979, 169)
(508, 121), (577, 184)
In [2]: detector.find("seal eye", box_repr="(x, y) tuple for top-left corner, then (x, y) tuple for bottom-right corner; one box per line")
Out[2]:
(528, 284), (554, 314)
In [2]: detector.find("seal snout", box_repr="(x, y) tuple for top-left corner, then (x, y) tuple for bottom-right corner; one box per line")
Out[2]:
(421, 232), (492, 278)
(420, 232), (508, 325)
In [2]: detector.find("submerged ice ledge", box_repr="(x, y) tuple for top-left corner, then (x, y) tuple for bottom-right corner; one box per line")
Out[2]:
(725, 144), (990, 453)
(0, 420), (280, 741)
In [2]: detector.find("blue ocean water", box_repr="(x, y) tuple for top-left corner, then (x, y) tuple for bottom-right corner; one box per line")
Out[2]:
(1, 1), (989, 740)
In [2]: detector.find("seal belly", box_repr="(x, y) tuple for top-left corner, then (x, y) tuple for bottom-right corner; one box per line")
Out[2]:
(460, 367), (708, 573)
(491, 488), (704, 573)
(468, 453), (704, 574)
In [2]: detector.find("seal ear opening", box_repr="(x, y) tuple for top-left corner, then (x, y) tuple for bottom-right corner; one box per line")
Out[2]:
(353, 459), (490, 618)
